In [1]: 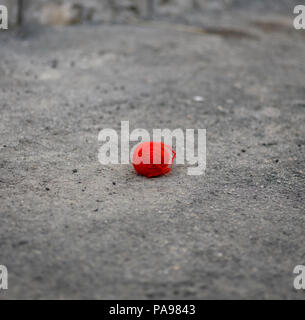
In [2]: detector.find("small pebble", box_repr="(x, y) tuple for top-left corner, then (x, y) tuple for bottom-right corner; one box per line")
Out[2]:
(193, 96), (204, 102)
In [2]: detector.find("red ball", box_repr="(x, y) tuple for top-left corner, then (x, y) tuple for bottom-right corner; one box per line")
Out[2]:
(132, 141), (176, 178)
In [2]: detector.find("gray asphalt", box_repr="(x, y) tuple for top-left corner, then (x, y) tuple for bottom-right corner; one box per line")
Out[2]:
(0, 9), (305, 299)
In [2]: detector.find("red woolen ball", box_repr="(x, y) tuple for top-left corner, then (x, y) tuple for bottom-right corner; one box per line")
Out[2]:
(132, 141), (176, 178)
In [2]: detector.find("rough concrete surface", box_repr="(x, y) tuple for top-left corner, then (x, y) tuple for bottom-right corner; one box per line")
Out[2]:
(0, 6), (305, 299)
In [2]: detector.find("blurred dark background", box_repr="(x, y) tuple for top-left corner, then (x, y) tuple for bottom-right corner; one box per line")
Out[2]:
(4, 0), (301, 26)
